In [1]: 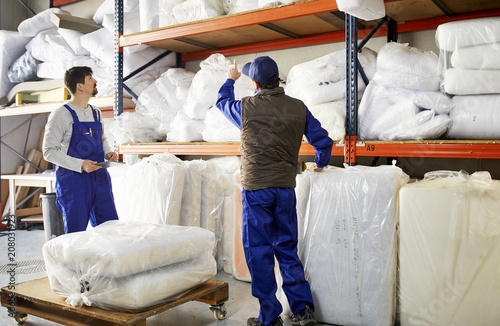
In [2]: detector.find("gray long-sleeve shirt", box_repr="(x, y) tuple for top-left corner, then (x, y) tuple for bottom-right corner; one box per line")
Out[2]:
(42, 102), (113, 173)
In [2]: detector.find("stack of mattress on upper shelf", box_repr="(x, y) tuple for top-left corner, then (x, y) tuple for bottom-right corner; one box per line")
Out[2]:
(43, 220), (217, 311)
(277, 164), (409, 326)
(107, 153), (241, 272)
(399, 170), (500, 325)
(359, 42), (452, 141)
(437, 17), (500, 139)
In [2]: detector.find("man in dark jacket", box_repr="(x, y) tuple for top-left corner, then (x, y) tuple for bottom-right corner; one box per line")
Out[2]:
(216, 56), (333, 326)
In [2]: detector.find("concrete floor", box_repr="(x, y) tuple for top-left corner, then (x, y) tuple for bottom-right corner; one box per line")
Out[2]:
(0, 228), (330, 326)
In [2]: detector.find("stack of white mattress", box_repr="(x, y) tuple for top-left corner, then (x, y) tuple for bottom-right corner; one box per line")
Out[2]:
(436, 18), (500, 139)
(359, 42), (452, 140)
(336, 0), (385, 21)
(0, 31), (30, 98)
(278, 165), (409, 325)
(43, 220), (217, 311)
(399, 170), (500, 325)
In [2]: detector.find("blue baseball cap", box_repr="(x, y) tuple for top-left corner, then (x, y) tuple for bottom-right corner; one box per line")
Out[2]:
(241, 56), (280, 85)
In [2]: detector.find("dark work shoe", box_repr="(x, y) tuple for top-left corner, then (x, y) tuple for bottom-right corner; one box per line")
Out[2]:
(291, 305), (317, 326)
(247, 316), (284, 326)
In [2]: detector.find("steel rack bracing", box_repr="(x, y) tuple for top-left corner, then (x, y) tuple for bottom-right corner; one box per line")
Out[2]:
(113, 0), (500, 160)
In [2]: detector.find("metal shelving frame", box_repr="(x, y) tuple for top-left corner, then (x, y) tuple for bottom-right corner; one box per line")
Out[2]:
(113, 0), (500, 161)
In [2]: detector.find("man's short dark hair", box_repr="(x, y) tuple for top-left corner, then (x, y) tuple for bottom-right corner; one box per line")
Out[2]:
(257, 75), (280, 89)
(64, 66), (93, 94)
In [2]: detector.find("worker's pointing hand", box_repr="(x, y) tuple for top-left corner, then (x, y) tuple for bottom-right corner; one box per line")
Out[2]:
(228, 60), (241, 81)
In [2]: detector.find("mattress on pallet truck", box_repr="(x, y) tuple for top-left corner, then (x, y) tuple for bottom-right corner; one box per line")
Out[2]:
(399, 170), (500, 326)
(278, 165), (408, 326)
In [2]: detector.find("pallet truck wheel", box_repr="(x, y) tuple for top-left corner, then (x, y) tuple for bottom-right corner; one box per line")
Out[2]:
(14, 311), (28, 323)
(209, 303), (227, 320)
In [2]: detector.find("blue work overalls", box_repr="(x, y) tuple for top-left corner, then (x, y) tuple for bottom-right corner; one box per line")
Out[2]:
(55, 104), (118, 233)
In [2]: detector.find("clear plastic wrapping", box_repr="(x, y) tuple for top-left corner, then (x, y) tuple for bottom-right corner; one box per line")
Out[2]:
(335, 0), (385, 21)
(307, 100), (346, 141)
(159, 0), (185, 27)
(436, 17), (500, 95)
(285, 48), (377, 106)
(258, 0), (296, 8)
(372, 42), (440, 91)
(8, 51), (39, 83)
(167, 111), (205, 142)
(183, 53), (254, 120)
(359, 82), (451, 140)
(172, 0), (226, 24)
(1, 31), (31, 98)
(225, 0), (260, 14)
(278, 164), (409, 325)
(43, 220), (216, 311)
(399, 170), (500, 325)
(202, 106), (241, 142)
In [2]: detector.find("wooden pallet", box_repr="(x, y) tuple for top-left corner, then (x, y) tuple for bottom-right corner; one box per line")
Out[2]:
(1, 277), (229, 325)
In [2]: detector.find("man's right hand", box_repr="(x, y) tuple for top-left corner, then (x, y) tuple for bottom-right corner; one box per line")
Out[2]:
(82, 160), (101, 173)
(228, 60), (241, 81)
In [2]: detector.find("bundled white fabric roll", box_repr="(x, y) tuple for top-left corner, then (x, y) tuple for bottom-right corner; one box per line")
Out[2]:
(336, 0), (385, 21)
(359, 82), (451, 140)
(167, 111), (205, 142)
(172, 0), (225, 24)
(25, 28), (58, 53)
(202, 107), (241, 142)
(184, 53), (253, 120)
(109, 111), (163, 145)
(399, 170), (500, 325)
(285, 48), (377, 106)
(446, 95), (500, 139)
(307, 101), (346, 141)
(373, 42), (440, 91)
(226, 0), (260, 14)
(57, 29), (90, 56)
(278, 165), (408, 325)
(443, 68), (500, 95)
(17, 8), (65, 37)
(450, 43), (500, 70)
(43, 220), (216, 311)
(166, 68), (196, 101)
(93, 0), (139, 25)
(0, 31), (31, 98)
(36, 62), (66, 79)
(436, 17), (500, 51)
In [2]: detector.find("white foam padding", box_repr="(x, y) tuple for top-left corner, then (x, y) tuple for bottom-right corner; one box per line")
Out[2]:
(336, 0), (385, 21)
(372, 42), (440, 91)
(399, 170), (500, 325)
(285, 48), (377, 106)
(172, 0), (225, 24)
(17, 8), (64, 37)
(202, 106), (241, 142)
(278, 165), (408, 325)
(450, 43), (500, 70)
(442, 68), (500, 95)
(358, 82), (451, 140)
(183, 53), (254, 120)
(0, 31), (31, 98)
(436, 17), (500, 51)
(43, 220), (216, 311)
(446, 95), (500, 140)
(110, 153), (185, 225)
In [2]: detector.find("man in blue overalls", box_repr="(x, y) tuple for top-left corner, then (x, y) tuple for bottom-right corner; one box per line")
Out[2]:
(43, 66), (118, 233)
(216, 57), (333, 326)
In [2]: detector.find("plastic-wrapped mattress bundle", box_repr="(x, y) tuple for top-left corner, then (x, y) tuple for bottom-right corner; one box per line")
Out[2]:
(335, 0), (385, 21)
(109, 111), (164, 145)
(399, 170), (500, 326)
(278, 165), (408, 325)
(285, 48), (377, 107)
(437, 17), (500, 95)
(167, 111), (205, 142)
(359, 42), (452, 140)
(110, 153), (185, 225)
(224, 0), (260, 14)
(43, 220), (217, 311)
(307, 100), (346, 141)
